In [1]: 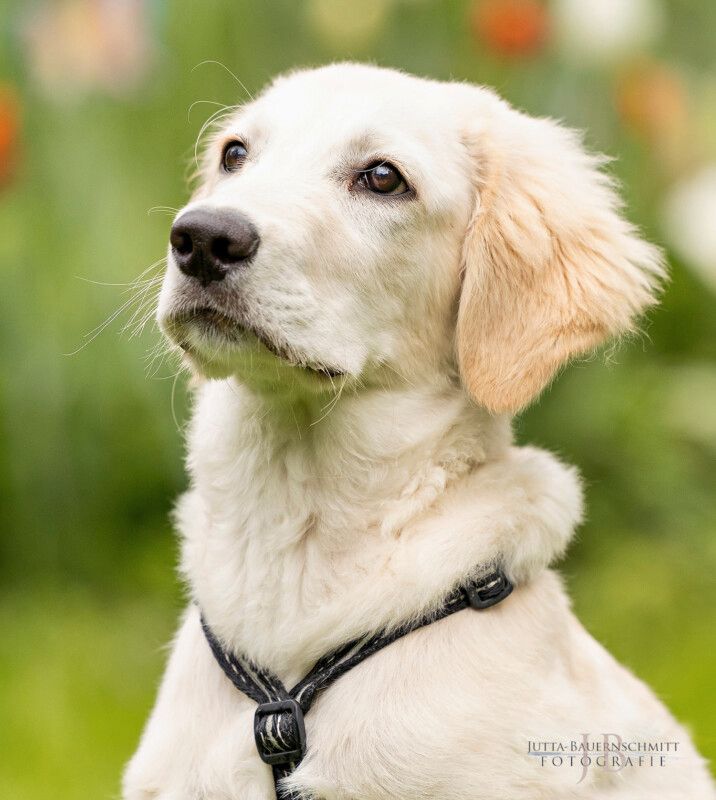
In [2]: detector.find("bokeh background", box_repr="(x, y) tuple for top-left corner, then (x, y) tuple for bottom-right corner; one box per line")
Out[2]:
(0, 0), (715, 797)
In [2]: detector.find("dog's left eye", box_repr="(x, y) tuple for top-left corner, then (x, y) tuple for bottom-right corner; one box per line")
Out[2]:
(222, 141), (248, 172)
(358, 162), (409, 195)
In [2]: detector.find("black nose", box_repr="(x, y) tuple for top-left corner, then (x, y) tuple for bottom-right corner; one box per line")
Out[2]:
(170, 208), (260, 286)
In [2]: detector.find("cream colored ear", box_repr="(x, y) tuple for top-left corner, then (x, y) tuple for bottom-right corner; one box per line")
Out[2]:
(457, 104), (665, 414)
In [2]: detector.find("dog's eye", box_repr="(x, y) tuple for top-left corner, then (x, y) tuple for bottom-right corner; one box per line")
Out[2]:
(222, 141), (248, 172)
(359, 162), (409, 195)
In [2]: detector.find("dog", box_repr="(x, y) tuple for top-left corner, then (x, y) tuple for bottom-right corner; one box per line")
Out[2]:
(123, 64), (715, 799)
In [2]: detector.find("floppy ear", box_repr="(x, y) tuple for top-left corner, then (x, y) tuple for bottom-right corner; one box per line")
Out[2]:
(457, 101), (665, 414)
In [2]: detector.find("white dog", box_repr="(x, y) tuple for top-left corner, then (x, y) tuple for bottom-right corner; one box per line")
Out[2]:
(124, 64), (715, 799)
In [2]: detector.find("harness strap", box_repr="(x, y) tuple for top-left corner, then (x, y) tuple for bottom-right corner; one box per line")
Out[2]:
(201, 568), (513, 799)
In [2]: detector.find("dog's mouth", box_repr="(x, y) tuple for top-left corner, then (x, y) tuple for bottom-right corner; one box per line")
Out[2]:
(167, 306), (345, 379)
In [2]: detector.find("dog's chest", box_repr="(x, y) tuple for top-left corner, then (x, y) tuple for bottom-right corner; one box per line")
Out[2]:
(194, 610), (506, 800)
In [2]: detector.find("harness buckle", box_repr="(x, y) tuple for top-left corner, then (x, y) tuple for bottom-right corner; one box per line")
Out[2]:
(254, 698), (307, 766)
(464, 569), (513, 609)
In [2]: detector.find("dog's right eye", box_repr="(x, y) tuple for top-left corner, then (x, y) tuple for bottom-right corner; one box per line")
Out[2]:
(222, 141), (248, 172)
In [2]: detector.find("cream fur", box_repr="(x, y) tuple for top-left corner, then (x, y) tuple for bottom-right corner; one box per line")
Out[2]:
(458, 107), (663, 413)
(124, 64), (714, 799)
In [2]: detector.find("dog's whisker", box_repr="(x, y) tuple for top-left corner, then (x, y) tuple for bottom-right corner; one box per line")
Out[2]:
(125, 303), (159, 340)
(311, 374), (348, 427)
(64, 293), (144, 356)
(191, 60), (255, 101)
(381, 361), (417, 391)
(123, 277), (163, 326)
(145, 339), (183, 381)
(169, 369), (184, 434)
(122, 291), (160, 338)
(119, 277), (164, 302)
(126, 256), (168, 284)
(192, 105), (242, 173)
(143, 337), (167, 378)
(289, 403), (302, 441)
(148, 206), (180, 217)
(67, 258), (168, 356)
(187, 99), (233, 122)
(74, 276), (148, 288)
(73, 260), (165, 290)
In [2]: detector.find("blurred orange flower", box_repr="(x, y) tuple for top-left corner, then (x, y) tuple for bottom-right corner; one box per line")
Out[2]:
(471, 0), (549, 58)
(615, 61), (690, 171)
(0, 84), (21, 187)
(617, 62), (687, 138)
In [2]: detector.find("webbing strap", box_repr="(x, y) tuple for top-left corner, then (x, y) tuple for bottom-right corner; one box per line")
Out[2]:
(201, 568), (513, 799)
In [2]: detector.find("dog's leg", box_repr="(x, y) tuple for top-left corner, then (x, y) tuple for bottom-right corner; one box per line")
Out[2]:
(123, 607), (277, 800)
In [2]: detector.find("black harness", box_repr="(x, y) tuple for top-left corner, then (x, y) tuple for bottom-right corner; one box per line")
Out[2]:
(201, 568), (514, 800)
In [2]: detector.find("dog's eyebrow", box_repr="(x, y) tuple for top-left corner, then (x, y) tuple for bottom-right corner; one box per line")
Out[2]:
(328, 129), (421, 199)
(339, 129), (415, 177)
(343, 130), (388, 157)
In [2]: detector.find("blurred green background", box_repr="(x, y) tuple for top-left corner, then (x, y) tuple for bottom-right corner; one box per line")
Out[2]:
(0, 1), (715, 797)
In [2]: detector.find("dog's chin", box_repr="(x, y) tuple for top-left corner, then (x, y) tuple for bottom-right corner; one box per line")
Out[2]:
(162, 307), (346, 388)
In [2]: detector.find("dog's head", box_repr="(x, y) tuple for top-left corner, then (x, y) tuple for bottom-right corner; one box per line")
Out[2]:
(158, 63), (663, 413)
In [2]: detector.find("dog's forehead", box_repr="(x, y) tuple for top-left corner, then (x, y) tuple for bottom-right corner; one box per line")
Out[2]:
(238, 64), (462, 153)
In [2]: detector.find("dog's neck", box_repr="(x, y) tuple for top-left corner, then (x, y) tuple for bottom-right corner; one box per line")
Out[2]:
(186, 377), (511, 545)
(178, 377), (579, 675)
